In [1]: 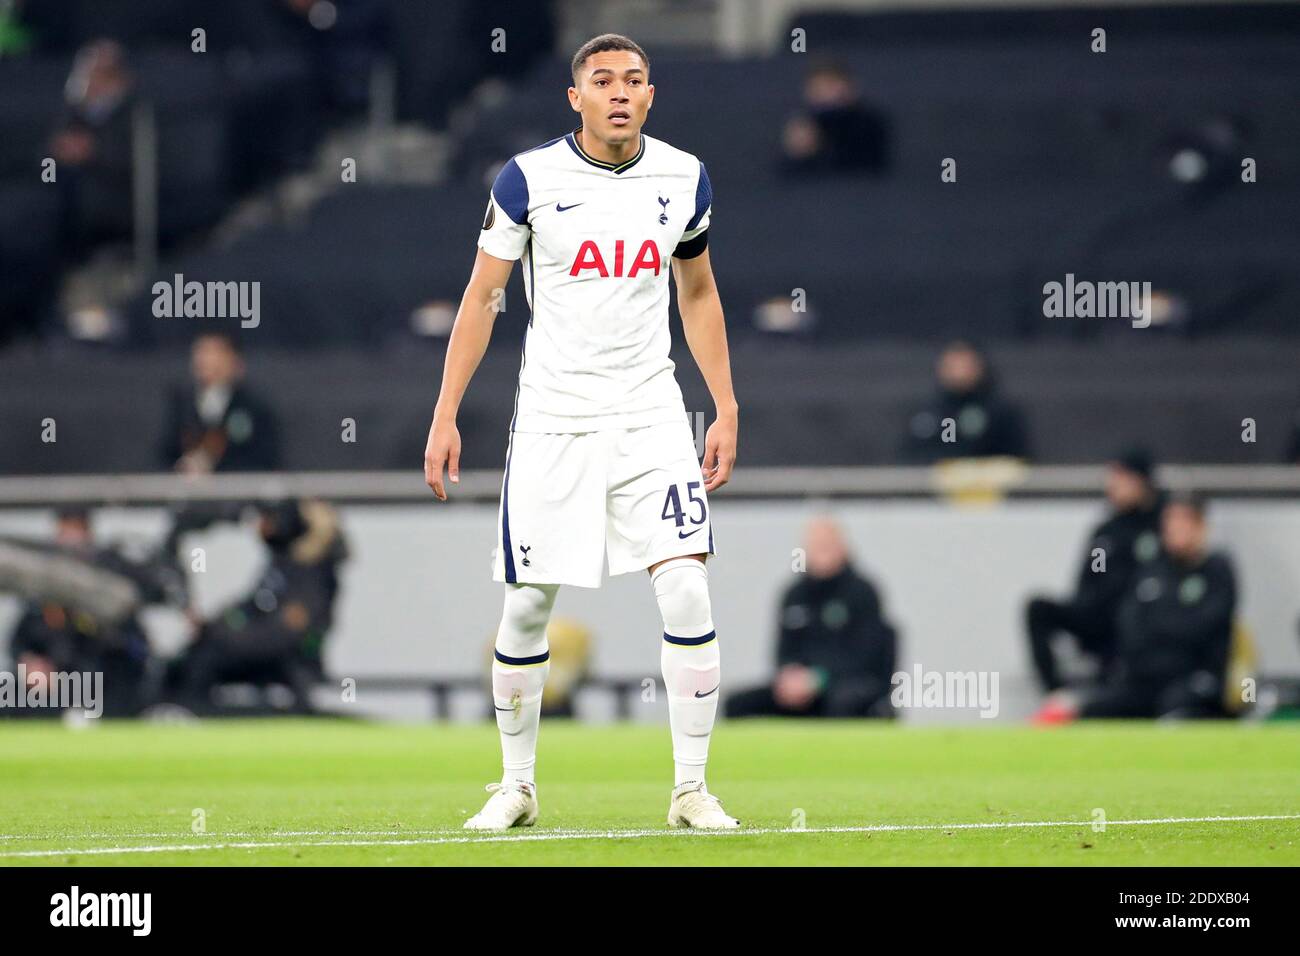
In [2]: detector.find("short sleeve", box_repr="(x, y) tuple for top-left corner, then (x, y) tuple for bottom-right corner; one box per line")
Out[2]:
(680, 161), (711, 243)
(477, 157), (531, 261)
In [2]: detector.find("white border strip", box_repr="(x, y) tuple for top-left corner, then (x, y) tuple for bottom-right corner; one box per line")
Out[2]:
(3, 813), (1296, 859)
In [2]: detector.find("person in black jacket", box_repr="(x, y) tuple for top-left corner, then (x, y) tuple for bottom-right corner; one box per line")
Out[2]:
(1025, 450), (1163, 691)
(170, 499), (346, 714)
(780, 60), (890, 178)
(161, 333), (279, 473)
(1036, 493), (1238, 723)
(1078, 493), (1236, 719)
(901, 341), (1028, 462)
(726, 517), (897, 719)
(49, 40), (137, 259)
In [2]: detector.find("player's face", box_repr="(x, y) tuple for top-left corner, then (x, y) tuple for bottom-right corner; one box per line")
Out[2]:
(568, 50), (653, 146)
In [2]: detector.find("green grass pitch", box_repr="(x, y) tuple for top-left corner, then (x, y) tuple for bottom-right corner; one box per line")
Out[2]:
(1, 719), (1296, 866)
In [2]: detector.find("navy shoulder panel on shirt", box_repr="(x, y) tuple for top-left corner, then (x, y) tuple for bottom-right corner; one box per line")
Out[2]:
(491, 157), (530, 225)
(686, 161), (712, 232)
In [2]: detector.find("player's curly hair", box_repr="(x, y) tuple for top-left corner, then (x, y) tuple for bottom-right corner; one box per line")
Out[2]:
(570, 33), (649, 82)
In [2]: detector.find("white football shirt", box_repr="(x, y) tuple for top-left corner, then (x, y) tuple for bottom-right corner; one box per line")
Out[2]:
(477, 128), (712, 433)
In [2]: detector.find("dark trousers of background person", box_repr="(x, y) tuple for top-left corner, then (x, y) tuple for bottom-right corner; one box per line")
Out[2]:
(1080, 677), (1226, 719)
(1026, 597), (1118, 691)
(726, 685), (895, 719)
(96, 649), (152, 717)
(174, 631), (316, 715)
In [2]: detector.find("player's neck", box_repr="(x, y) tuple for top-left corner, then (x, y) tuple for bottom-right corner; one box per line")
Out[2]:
(575, 127), (639, 166)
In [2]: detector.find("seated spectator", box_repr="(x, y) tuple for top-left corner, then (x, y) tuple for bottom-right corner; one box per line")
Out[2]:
(1036, 493), (1237, 721)
(3, 508), (153, 718)
(1025, 450), (1163, 691)
(902, 341), (1029, 462)
(50, 39), (137, 259)
(169, 499), (347, 714)
(727, 516), (897, 719)
(161, 333), (279, 473)
(780, 60), (890, 177)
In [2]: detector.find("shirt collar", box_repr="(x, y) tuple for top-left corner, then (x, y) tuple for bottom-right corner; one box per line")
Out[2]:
(565, 127), (645, 174)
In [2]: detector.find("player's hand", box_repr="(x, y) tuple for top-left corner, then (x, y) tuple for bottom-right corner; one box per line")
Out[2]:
(424, 416), (461, 501)
(701, 411), (737, 492)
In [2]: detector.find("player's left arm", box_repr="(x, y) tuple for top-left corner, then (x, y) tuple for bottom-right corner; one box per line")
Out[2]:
(672, 247), (737, 492)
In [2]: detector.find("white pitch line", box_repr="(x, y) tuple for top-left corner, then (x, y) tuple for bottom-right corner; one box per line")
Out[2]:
(1, 813), (1296, 860)
(0, 829), (481, 842)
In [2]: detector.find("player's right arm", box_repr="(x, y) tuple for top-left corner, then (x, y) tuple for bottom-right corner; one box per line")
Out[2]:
(424, 249), (515, 500)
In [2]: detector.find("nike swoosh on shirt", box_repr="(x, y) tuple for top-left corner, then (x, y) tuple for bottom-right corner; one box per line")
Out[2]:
(555, 202), (583, 212)
(695, 685), (720, 698)
(678, 528), (702, 539)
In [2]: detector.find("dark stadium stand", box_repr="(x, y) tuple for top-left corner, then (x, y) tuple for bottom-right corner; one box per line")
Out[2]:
(2, 2), (1298, 471)
(1, 339), (1297, 473)
(110, 31), (1300, 347)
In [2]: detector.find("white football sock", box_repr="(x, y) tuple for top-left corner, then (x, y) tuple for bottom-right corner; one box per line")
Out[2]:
(492, 582), (558, 787)
(652, 558), (720, 787)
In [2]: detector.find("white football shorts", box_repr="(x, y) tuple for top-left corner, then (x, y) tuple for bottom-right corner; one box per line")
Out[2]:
(493, 419), (717, 589)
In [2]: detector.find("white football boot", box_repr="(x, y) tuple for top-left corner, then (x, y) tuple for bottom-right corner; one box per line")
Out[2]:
(667, 781), (740, 829)
(463, 782), (538, 831)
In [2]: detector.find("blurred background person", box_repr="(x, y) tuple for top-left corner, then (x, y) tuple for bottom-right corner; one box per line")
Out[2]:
(49, 39), (137, 261)
(780, 59), (890, 177)
(160, 333), (279, 474)
(901, 341), (1029, 463)
(168, 499), (346, 715)
(1037, 493), (1238, 721)
(727, 516), (897, 719)
(1025, 449), (1163, 692)
(3, 507), (154, 718)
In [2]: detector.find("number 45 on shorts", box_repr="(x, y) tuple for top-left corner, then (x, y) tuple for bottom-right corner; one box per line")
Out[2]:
(662, 481), (708, 540)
